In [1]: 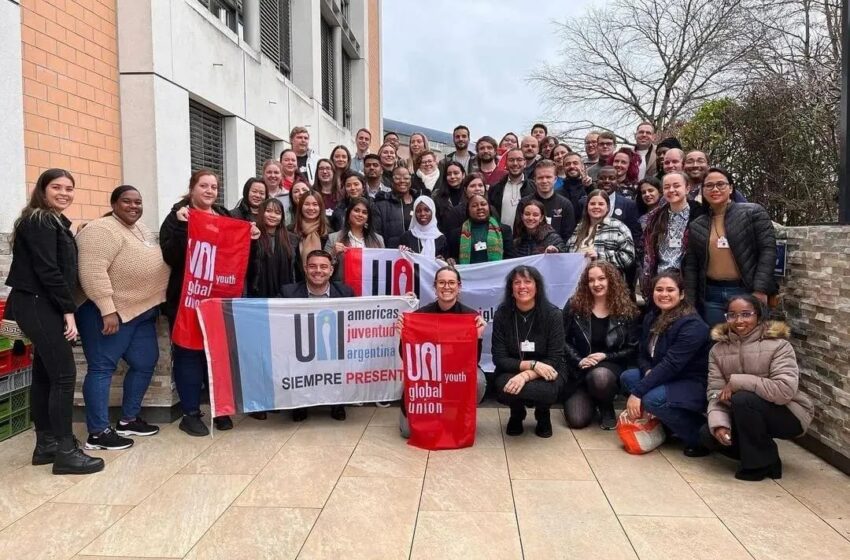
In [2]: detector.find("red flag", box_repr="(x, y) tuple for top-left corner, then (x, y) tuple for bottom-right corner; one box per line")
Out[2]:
(172, 210), (250, 350)
(401, 313), (478, 450)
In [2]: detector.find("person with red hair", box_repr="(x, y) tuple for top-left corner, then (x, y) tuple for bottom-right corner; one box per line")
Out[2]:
(612, 147), (642, 200)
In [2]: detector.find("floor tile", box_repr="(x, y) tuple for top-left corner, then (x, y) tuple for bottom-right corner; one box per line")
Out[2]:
(81, 474), (251, 558)
(420, 447), (513, 512)
(619, 516), (752, 560)
(0, 430), (36, 477)
(512, 480), (637, 560)
(772, 441), (850, 518)
(585, 450), (714, 517)
(660, 443), (739, 483)
(183, 506), (320, 560)
(571, 425), (623, 450)
(0, 465), (76, 530)
(472, 408), (505, 448)
(368, 405), (400, 427)
(343, 426), (428, 478)
(0, 502), (130, 560)
(410, 511), (522, 560)
(236, 445), (352, 508)
(298, 476), (421, 559)
(284, 406), (372, 447)
(824, 517), (850, 541)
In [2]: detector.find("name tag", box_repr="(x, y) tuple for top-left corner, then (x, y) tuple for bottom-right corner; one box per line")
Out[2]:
(325, 208), (334, 217)
(521, 340), (536, 352)
(669, 238), (682, 248)
(474, 241), (487, 252)
(545, 216), (552, 224)
(717, 236), (730, 249)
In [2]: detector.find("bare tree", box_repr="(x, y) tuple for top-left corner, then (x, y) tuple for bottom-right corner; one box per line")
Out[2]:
(529, 0), (765, 136)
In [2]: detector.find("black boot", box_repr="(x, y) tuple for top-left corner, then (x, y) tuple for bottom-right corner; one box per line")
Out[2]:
(32, 431), (58, 465)
(52, 436), (105, 475)
(534, 406), (553, 438)
(506, 405), (526, 436)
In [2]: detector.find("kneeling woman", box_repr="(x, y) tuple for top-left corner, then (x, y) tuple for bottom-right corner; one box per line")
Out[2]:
(702, 295), (813, 481)
(563, 262), (639, 430)
(491, 266), (566, 438)
(621, 273), (711, 456)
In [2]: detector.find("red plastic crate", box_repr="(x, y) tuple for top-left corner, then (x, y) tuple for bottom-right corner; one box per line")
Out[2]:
(0, 350), (11, 375)
(11, 342), (32, 370)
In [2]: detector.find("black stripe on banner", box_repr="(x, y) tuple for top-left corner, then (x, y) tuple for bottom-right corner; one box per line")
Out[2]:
(222, 300), (244, 411)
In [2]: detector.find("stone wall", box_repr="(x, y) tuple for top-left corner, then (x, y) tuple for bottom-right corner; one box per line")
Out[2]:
(777, 225), (850, 471)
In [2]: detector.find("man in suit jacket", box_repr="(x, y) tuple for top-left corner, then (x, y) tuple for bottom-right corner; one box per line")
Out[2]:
(281, 249), (354, 421)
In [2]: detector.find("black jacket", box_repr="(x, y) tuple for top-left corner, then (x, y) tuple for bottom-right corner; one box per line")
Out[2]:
(488, 175), (534, 223)
(372, 190), (422, 248)
(230, 200), (255, 222)
(683, 202), (777, 305)
(159, 201), (231, 324)
(559, 177), (588, 215)
(512, 228), (566, 257)
(439, 151), (478, 174)
(397, 231), (448, 258)
(5, 213), (78, 314)
(247, 232), (298, 297)
(446, 222), (516, 262)
(517, 192), (576, 242)
(491, 302), (566, 377)
(281, 281), (354, 299)
(562, 305), (638, 371)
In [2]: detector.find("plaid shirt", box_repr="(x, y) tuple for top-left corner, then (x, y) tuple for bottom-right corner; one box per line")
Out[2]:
(568, 217), (635, 271)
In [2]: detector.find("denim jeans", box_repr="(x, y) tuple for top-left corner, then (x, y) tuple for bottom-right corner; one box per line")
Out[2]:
(702, 282), (749, 328)
(77, 301), (160, 434)
(171, 344), (207, 415)
(621, 368), (705, 447)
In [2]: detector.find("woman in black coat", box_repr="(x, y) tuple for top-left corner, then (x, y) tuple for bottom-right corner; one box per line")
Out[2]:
(230, 177), (268, 222)
(563, 262), (639, 430)
(512, 199), (566, 256)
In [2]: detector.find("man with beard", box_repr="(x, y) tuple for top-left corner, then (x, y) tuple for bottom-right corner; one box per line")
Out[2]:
(521, 135), (542, 181)
(476, 136), (506, 187)
(363, 154), (390, 199)
(488, 148), (534, 231)
(685, 150), (746, 202)
(290, 126), (318, 182)
(634, 122), (658, 180)
(587, 131), (617, 181)
(560, 152), (590, 213)
(517, 159), (576, 243)
(440, 125), (478, 174)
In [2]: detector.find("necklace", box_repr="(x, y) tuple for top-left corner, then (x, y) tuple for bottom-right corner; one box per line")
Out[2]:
(114, 215), (149, 245)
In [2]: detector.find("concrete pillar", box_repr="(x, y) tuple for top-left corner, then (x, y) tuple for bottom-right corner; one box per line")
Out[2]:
(224, 116), (256, 208)
(243, 0), (261, 52)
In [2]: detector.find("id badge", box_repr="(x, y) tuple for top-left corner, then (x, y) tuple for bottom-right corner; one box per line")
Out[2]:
(669, 238), (682, 248)
(521, 340), (535, 352)
(325, 208), (334, 217)
(717, 236), (730, 249)
(474, 241), (487, 251)
(545, 216), (552, 224)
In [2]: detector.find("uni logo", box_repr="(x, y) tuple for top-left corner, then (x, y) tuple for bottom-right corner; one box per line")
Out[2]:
(294, 310), (345, 362)
(188, 240), (216, 281)
(370, 259), (420, 297)
(404, 342), (441, 381)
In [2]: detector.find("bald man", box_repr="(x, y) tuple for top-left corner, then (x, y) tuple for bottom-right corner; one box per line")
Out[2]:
(663, 148), (685, 175)
(520, 135), (542, 181)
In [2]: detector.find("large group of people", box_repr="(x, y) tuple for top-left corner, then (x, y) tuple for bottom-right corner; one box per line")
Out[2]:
(5, 121), (811, 482)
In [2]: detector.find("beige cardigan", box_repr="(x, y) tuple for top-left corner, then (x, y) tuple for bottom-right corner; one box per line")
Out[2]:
(76, 215), (170, 322)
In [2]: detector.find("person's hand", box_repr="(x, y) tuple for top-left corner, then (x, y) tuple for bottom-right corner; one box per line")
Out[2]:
(579, 352), (606, 369)
(250, 223), (261, 240)
(584, 249), (598, 260)
(581, 174), (593, 187)
(176, 207), (190, 222)
(719, 383), (733, 403)
(626, 394), (643, 420)
(334, 242), (347, 254)
(533, 361), (558, 381)
(63, 314), (78, 341)
(475, 315), (487, 338)
(398, 245), (411, 253)
(753, 292), (768, 305)
(101, 313), (120, 336)
(713, 427), (733, 447)
(544, 245), (560, 254)
(395, 315), (404, 335)
(503, 373), (527, 395)
(446, 258), (457, 266)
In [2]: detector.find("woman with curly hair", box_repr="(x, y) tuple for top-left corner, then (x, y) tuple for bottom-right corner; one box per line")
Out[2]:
(563, 262), (639, 430)
(621, 272), (712, 456)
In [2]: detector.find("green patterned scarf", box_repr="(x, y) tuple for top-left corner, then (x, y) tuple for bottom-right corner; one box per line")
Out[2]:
(459, 217), (504, 264)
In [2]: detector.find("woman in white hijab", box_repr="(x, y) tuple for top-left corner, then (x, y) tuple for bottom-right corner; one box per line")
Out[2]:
(398, 195), (447, 260)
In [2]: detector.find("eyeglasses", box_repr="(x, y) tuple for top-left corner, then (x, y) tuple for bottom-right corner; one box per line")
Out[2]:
(598, 141), (615, 147)
(436, 280), (458, 288)
(724, 311), (756, 321)
(703, 182), (729, 191)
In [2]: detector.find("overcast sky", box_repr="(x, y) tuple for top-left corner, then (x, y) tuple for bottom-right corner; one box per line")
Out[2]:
(381, 0), (596, 140)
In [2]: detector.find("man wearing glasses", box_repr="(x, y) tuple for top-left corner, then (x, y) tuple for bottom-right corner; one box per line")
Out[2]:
(587, 131), (617, 181)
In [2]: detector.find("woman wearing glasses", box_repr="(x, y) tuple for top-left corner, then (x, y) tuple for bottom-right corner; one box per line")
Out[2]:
(701, 295), (813, 481)
(683, 168), (777, 327)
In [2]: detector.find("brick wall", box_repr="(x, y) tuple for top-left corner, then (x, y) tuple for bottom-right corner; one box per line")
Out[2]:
(777, 225), (850, 469)
(20, 0), (121, 223)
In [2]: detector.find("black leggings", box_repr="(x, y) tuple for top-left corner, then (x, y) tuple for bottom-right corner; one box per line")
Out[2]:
(564, 364), (620, 428)
(8, 291), (76, 439)
(495, 373), (565, 409)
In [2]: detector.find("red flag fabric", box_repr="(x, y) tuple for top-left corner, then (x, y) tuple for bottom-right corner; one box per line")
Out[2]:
(172, 210), (250, 350)
(401, 313), (478, 450)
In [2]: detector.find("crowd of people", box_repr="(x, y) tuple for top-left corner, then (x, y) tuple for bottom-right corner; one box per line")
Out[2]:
(5, 121), (812, 482)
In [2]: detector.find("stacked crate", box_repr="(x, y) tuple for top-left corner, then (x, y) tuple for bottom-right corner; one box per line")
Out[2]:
(0, 300), (33, 442)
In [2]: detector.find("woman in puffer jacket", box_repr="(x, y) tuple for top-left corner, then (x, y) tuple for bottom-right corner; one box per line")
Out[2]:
(701, 294), (814, 481)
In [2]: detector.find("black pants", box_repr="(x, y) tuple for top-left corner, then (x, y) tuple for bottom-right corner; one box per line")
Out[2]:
(495, 373), (564, 409)
(8, 291), (76, 439)
(699, 391), (802, 470)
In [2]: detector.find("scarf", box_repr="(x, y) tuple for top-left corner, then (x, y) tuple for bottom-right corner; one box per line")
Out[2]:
(407, 196), (442, 259)
(416, 167), (440, 191)
(298, 218), (322, 269)
(459, 217), (503, 264)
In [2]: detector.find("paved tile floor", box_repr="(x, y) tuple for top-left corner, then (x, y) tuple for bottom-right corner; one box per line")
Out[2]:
(0, 405), (848, 559)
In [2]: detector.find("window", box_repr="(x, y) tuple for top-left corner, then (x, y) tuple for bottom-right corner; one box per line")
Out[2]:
(189, 100), (226, 205)
(259, 0), (291, 77)
(197, 0), (240, 33)
(321, 20), (335, 117)
(255, 132), (274, 176)
(342, 52), (352, 129)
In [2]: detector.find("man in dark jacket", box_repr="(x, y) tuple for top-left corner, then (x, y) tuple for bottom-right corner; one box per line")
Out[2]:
(439, 125), (478, 174)
(282, 249), (354, 421)
(373, 166), (418, 248)
(560, 152), (589, 214)
(517, 159), (576, 242)
(488, 148), (534, 231)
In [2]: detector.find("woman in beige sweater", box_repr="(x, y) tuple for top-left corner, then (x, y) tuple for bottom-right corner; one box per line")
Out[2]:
(702, 294), (814, 481)
(75, 185), (170, 451)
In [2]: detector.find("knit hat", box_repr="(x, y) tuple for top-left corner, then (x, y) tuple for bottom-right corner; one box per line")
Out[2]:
(657, 137), (683, 150)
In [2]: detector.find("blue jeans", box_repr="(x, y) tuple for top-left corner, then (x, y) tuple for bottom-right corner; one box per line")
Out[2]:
(171, 344), (207, 415)
(77, 301), (159, 434)
(620, 368), (705, 447)
(702, 282), (748, 328)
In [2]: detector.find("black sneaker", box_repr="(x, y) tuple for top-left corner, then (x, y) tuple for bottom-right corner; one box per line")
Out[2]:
(213, 416), (233, 430)
(85, 427), (134, 450)
(534, 407), (553, 438)
(179, 412), (210, 437)
(292, 408), (308, 422)
(599, 405), (617, 431)
(116, 417), (160, 437)
(330, 405), (346, 421)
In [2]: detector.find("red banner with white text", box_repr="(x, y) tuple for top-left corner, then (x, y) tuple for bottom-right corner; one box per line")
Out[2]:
(401, 313), (478, 450)
(172, 210), (250, 350)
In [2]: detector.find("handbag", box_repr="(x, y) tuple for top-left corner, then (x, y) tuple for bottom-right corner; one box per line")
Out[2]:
(616, 410), (666, 454)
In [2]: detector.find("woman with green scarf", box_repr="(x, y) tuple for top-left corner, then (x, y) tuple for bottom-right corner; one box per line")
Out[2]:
(447, 194), (515, 265)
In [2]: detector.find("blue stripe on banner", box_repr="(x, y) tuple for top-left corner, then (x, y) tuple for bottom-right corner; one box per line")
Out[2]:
(231, 300), (276, 412)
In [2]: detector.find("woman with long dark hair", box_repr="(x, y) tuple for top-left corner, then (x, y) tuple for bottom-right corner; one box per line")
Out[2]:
(563, 262), (639, 430)
(231, 177), (268, 222)
(567, 190), (634, 274)
(512, 199), (566, 256)
(312, 159), (338, 219)
(621, 272), (711, 456)
(248, 197), (297, 298)
(491, 266), (566, 438)
(432, 161), (466, 230)
(636, 176), (662, 221)
(326, 196), (384, 255)
(292, 190), (330, 279)
(6, 168), (103, 474)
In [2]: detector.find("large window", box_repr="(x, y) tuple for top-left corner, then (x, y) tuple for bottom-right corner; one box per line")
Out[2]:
(321, 20), (335, 118)
(197, 0), (240, 33)
(259, 0), (291, 77)
(189, 100), (226, 205)
(255, 132), (274, 176)
(342, 52), (352, 129)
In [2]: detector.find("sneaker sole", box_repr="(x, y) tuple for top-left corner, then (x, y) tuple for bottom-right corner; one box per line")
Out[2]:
(53, 463), (105, 475)
(179, 424), (209, 437)
(84, 441), (134, 451)
(115, 429), (160, 437)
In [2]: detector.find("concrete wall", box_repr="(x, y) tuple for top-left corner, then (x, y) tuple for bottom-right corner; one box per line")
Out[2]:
(777, 225), (850, 472)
